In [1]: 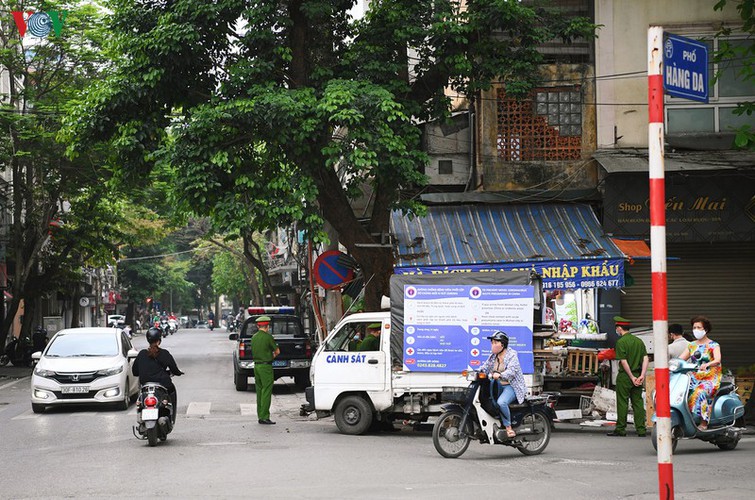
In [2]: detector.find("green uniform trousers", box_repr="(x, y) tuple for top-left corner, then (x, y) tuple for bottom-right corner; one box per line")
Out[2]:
(615, 372), (646, 435)
(254, 364), (274, 421)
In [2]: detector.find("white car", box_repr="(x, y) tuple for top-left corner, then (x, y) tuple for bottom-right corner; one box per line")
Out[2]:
(30, 328), (139, 413)
(107, 314), (125, 328)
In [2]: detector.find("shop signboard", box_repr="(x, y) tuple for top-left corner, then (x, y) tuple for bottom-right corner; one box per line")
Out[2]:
(603, 173), (755, 242)
(395, 258), (624, 290)
(402, 284), (534, 373)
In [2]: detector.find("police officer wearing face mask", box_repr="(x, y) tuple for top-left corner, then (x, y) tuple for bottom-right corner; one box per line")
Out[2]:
(607, 316), (649, 437)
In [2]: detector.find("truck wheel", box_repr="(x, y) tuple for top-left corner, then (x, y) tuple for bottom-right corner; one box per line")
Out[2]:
(334, 395), (373, 435)
(234, 371), (248, 391)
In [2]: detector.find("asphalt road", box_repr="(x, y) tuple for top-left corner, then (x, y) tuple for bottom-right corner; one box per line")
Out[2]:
(0, 328), (753, 499)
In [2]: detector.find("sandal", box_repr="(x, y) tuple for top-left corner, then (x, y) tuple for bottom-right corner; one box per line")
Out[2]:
(506, 428), (516, 438)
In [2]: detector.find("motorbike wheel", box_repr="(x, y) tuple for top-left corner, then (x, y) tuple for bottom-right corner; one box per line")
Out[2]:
(334, 395), (373, 435)
(716, 437), (739, 451)
(0, 355), (8, 366)
(433, 410), (471, 458)
(516, 412), (551, 456)
(651, 424), (679, 453)
(146, 427), (158, 447)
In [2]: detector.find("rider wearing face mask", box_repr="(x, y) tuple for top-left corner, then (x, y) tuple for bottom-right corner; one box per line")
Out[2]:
(678, 316), (722, 431)
(481, 331), (526, 439)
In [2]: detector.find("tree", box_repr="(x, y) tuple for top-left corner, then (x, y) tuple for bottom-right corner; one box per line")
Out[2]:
(64, 0), (593, 310)
(0, 1), (121, 345)
(714, 0), (755, 149)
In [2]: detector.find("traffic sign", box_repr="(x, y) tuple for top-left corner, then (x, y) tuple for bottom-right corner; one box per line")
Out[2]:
(313, 250), (355, 289)
(664, 33), (708, 103)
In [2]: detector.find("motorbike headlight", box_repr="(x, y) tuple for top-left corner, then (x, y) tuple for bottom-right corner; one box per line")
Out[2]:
(34, 366), (55, 378)
(96, 365), (123, 377)
(668, 359), (681, 372)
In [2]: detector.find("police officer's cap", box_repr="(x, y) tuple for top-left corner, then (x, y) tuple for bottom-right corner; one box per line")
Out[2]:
(486, 330), (509, 342)
(256, 315), (272, 324)
(367, 323), (381, 330)
(613, 315), (631, 327)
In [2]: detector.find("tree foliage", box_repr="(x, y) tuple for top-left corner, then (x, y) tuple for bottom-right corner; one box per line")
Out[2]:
(714, 0), (755, 149)
(65, 0), (594, 310)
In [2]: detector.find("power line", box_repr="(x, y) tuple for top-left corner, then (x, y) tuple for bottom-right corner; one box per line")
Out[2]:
(117, 248), (200, 263)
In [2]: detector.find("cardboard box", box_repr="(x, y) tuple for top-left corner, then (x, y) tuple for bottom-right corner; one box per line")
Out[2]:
(592, 386), (617, 413)
(556, 409), (583, 420)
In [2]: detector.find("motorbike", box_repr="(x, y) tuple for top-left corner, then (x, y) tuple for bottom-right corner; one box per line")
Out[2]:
(433, 370), (557, 458)
(167, 319), (178, 335)
(651, 352), (745, 452)
(160, 319), (171, 337)
(0, 335), (33, 367)
(132, 383), (175, 447)
(208, 319), (214, 331)
(226, 317), (236, 333)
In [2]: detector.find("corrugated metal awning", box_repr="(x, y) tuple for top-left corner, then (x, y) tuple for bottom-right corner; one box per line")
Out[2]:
(391, 203), (624, 267)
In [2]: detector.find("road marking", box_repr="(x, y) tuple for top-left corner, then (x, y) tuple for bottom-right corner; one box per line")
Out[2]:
(0, 376), (30, 391)
(186, 402), (211, 416)
(240, 404), (256, 417)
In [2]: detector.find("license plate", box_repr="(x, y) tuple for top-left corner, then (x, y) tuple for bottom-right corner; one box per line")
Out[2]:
(141, 408), (159, 420)
(289, 360), (310, 368)
(61, 386), (89, 394)
(272, 360), (288, 367)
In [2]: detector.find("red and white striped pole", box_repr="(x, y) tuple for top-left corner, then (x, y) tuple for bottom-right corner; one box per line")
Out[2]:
(648, 26), (674, 499)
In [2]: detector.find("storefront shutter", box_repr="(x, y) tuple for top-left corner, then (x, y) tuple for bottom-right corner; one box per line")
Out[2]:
(620, 242), (755, 369)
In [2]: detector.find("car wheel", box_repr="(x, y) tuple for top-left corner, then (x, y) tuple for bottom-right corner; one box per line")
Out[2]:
(234, 371), (248, 391)
(31, 403), (46, 414)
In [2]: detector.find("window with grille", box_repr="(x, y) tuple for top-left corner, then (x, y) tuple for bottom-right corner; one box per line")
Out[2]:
(496, 87), (583, 161)
(666, 36), (754, 135)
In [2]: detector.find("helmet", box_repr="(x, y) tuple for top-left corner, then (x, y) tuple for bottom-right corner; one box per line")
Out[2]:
(146, 327), (162, 343)
(487, 330), (509, 346)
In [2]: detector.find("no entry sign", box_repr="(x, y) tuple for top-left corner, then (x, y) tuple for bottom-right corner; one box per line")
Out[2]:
(313, 250), (354, 289)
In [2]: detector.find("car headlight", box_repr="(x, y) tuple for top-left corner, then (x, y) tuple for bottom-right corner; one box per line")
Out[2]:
(34, 366), (56, 378)
(96, 365), (123, 376)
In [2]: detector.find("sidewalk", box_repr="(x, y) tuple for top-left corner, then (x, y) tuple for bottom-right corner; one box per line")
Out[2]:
(0, 364), (33, 379)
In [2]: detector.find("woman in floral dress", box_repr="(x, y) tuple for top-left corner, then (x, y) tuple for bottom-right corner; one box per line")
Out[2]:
(679, 316), (722, 430)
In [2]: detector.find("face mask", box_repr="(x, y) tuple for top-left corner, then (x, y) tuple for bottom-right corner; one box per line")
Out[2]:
(693, 329), (706, 340)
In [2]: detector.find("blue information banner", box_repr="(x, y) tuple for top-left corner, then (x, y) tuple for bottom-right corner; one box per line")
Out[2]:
(402, 284), (534, 373)
(395, 258), (624, 290)
(664, 33), (709, 103)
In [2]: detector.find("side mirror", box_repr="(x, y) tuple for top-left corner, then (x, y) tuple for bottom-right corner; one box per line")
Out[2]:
(127, 349), (139, 359)
(692, 350), (702, 360)
(31, 351), (42, 361)
(228, 333), (239, 341)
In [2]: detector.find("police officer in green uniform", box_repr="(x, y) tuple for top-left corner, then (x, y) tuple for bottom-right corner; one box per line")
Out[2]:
(608, 316), (649, 437)
(250, 315), (280, 425)
(358, 323), (381, 351)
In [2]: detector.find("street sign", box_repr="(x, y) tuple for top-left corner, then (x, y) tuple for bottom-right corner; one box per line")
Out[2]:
(663, 33), (708, 103)
(313, 250), (354, 289)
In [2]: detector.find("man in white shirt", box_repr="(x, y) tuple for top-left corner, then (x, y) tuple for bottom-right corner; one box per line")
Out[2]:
(667, 323), (690, 359)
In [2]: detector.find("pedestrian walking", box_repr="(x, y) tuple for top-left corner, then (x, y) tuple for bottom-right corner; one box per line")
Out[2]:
(607, 316), (649, 437)
(250, 315), (279, 425)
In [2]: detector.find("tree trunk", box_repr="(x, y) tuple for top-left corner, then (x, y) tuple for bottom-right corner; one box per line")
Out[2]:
(70, 287), (81, 328)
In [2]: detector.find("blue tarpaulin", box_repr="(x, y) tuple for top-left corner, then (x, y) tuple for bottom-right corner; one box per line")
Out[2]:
(391, 204), (627, 289)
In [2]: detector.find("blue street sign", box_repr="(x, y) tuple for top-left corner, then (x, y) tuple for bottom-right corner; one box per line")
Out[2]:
(313, 250), (354, 289)
(664, 33), (708, 103)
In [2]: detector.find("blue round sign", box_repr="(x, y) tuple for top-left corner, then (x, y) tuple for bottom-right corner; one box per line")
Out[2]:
(313, 251), (354, 289)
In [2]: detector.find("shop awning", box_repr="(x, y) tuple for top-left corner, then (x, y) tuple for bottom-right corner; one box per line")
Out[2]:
(391, 203), (627, 289)
(611, 238), (652, 259)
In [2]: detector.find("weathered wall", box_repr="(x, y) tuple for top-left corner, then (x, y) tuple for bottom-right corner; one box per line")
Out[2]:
(594, 0), (742, 148)
(478, 64), (598, 192)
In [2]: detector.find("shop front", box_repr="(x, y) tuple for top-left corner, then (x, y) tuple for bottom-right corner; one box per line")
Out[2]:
(599, 151), (755, 369)
(390, 203), (631, 402)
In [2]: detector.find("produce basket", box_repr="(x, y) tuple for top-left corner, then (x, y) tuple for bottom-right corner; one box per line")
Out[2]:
(441, 386), (474, 404)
